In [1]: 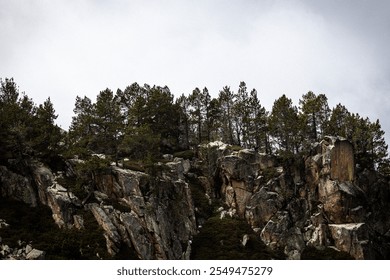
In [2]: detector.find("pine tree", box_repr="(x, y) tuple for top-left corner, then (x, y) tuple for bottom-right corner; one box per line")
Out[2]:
(33, 97), (63, 158)
(188, 87), (204, 145)
(119, 124), (160, 161)
(94, 88), (123, 158)
(141, 85), (181, 153)
(68, 95), (96, 157)
(0, 78), (36, 160)
(326, 103), (389, 171)
(117, 82), (146, 128)
(247, 89), (269, 153)
(269, 94), (300, 155)
(176, 93), (191, 149)
(218, 86), (235, 144)
(325, 103), (352, 138)
(232, 82), (250, 147)
(206, 97), (223, 142)
(370, 119), (389, 172)
(299, 91), (330, 141)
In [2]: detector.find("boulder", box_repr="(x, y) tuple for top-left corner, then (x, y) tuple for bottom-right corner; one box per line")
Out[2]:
(165, 158), (191, 180)
(318, 180), (366, 223)
(328, 223), (371, 259)
(26, 249), (45, 260)
(25, 244), (33, 255)
(0, 166), (37, 207)
(245, 187), (281, 228)
(260, 211), (305, 259)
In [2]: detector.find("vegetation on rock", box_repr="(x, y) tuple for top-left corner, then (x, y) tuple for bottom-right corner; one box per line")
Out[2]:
(1, 77), (390, 260)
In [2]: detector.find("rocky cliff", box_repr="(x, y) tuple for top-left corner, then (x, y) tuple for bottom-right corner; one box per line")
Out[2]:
(202, 137), (390, 259)
(1, 137), (389, 259)
(0, 158), (196, 259)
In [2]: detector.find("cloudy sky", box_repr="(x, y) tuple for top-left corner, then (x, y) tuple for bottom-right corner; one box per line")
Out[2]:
(1, 0), (389, 142)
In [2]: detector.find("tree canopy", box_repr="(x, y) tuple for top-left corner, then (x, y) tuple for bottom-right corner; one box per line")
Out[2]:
(1, 77), (389, 175)
(0, 78), (62, 165)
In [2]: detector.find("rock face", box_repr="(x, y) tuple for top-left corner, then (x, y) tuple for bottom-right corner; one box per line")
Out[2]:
(1, 137), (389, 260)
(0, 162), (80, 229)
(330, 139), (354, 181)
(328, 223), (370, 260)
(206, 137), (390, 259)
(91, 164), (196, 259)
(0, 166), (38, 207)
(0, 157), (196, 260)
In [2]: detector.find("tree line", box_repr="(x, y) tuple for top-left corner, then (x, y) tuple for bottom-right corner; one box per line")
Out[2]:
(0, 78), (388, 174)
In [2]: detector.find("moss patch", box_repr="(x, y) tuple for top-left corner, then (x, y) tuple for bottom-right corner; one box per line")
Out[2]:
(301, 247), (354, 260)
(186, 175), (213, 220)
(173, 150), (195, 160)
(191, 216), (283, 260)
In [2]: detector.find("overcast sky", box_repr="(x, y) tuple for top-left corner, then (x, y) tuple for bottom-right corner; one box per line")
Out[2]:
(1, 0), (389, 143)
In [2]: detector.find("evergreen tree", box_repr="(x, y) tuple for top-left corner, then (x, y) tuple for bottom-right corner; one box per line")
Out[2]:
(349, 115), (389, 171)
(117, 82), (146, 128)
(94, 88), (123, 158)
(206, 97), (223, 142)
(218, 86), (235, 144)
(299, 91), (330, 141)
(33, 97), (63, 158)
(141, 85), (181, 153)
(186, 86), (212, 145)
(232, 82), (250, 147)
(269, 94), (300, 155)
(247, 89), (269, 153)
(0, 78), (36, 160)
(68, 96), (96, 157)
(370, 119), (389, 172)
(325, 103), (352, 138)
(0, 78), (62, 163)
(188, 87), (204, 145)
(326, 103), (389, 171)
(119, 124), (160, 161)
(176, 93), (191, 149)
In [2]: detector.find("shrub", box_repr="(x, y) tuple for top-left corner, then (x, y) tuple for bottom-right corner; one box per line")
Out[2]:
(173, 150), (195, 160)
(122, 161), (145, 172)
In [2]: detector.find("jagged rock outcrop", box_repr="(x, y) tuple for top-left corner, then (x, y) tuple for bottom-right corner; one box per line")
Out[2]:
(1, 244), (45, 260)
(0, 162), (80, 228)
(328, 223), (370, 260)
(0, 157), (196, 260)
(91, 162), (196, 259)
(205, 136), (390, 259)
(32, 163), (81, 228)
(1, 137), (389, 260)
(0, 166), (38, 207)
